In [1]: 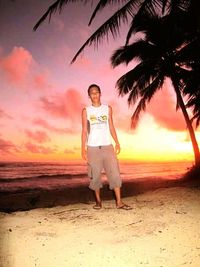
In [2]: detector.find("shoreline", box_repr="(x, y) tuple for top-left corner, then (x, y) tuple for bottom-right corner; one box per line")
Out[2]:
(1, 174), (199, 213)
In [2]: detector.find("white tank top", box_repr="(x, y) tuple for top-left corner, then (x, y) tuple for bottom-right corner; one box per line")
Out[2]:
(86, 104), (112, 146)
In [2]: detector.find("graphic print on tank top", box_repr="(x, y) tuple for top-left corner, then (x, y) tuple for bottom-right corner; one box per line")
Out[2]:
(89, 114), (108, 129)
(86, 104), (111, 146)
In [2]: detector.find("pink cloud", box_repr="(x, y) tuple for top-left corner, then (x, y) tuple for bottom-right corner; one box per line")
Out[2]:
(39, 88), (85, 121)
(25, 130), (51, 143)
(108, 100), (132, 132)
(0, 47), (54, 91)
(0, 108), (12, 119)
(147, 87), (186, 131)
(33, 71), (52, 90)
(25, 142), (57, 154)
(32, 118), (75, 134)
(0, 137), (21, 155)
(0, 46), (34, 84)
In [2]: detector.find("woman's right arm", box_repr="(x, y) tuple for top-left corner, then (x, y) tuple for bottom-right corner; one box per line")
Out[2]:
(81, 108), (87, 161)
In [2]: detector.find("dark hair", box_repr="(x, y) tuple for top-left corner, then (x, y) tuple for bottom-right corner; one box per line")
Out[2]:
(87, 84), (101, 96)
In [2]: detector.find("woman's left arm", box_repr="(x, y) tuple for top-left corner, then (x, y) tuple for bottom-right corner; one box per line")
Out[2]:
(108, 105), (120, 154)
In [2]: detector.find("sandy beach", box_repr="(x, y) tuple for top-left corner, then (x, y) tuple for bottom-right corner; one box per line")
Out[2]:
(1, 179), (200, 267)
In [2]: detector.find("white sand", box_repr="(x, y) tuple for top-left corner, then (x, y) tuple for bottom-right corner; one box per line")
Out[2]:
(1, 186), (200, 267)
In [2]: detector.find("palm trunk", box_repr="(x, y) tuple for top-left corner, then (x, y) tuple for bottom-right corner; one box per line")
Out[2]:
(172, 78), (200, 166)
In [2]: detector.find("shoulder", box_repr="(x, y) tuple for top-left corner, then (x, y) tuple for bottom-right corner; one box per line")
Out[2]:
(82, 105), (91, 111)
(102, 104), (112, 110)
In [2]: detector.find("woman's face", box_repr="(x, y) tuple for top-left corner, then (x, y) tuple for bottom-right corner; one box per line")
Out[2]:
(89, 87), (101, 102)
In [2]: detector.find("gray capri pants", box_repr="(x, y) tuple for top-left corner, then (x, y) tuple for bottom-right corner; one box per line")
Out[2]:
(87, 144), (122, 190)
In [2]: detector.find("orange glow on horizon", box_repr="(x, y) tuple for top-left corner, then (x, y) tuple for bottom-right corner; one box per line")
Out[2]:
(2, 114), (198, 164)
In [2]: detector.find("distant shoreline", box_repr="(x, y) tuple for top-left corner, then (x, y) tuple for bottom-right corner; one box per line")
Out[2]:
(1, 174), (199, 213)
(0, 159), (194, 164)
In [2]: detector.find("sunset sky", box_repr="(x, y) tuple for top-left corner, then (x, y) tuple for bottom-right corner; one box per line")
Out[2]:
(0, 0), (199, 163)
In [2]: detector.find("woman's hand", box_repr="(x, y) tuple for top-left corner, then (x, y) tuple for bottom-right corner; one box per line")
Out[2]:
(115, 143), (120, 154)
(81, 148), (87, 161)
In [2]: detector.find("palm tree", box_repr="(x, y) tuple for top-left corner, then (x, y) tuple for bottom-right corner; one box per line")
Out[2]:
(33, 0), (192, 63)
(34, 0), (200, 165)
(110, 10), (200, 165)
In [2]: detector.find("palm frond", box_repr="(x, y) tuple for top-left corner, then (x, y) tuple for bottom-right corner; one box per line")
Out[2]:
(162, 0), (169, 14)
(182, 68), (200, 127)
(115, 59), (160, 96)
(89, 0), (114, 25)
(88, 0), (130, 25)
(116, 68), (139, 95)
(175, 38), (200, 64)
(71, 0), (140, 63)
(131, 75), (164, 128)
(169, 0), (190, 13)
(125, 0), (159, 44)
(111, 39), (158, 67)
(183, 68), (200, 97)
(126, 10), (188, 49)
(142, 11), (193, 52)
(187, 92), (200, 127)
(33, 0), (84, 31)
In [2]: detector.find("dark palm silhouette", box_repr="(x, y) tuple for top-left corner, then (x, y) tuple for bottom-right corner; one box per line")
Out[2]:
(110, 10), (200, 164)
(188, 92), (200, 128)
(34, 0), (200, 165)
(33, 0), (193, 63)
(184, 60), (200, 128)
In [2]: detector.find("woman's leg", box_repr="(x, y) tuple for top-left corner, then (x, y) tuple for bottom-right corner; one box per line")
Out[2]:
(113, 187), (124, 207)
(94, 188), (101, 204)
(87, 146), (103, 209)
(103, 145), (132, 209)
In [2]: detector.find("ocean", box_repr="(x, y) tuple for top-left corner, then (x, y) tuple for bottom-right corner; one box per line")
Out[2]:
(0, 161), (193, 192)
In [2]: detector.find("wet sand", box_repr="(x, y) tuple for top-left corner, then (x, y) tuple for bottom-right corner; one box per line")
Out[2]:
(0, 174), (198, 213)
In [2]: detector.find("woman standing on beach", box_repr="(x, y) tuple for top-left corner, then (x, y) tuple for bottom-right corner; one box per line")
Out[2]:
(81, 84), (131, 210)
